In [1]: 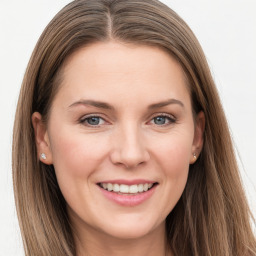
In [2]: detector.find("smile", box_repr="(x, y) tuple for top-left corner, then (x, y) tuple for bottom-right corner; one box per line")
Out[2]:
(99, 182), (155, 194)
(97, 181), (158, 206)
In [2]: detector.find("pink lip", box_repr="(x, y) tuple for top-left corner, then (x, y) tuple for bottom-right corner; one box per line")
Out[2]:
(98, 179), (156, 185)
(98, 183), (158, 207)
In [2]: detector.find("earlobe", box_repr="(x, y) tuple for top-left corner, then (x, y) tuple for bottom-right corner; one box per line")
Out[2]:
(190, 111), (205, 164)
(31, 112), (53, 164)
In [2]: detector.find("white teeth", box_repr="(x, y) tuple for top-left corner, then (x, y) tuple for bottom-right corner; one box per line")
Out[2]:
(143, 183), (148, 191)
(107, 183), (113, 191)
(113, 184), (119, 192)
(138, 184), (144, 192)
(120, 184), (129, 193)
(129, 185), (138, 193)
(100, 183), (154, 194)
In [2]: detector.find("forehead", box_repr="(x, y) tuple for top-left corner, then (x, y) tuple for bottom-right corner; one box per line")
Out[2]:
(54, 41), (191, 108)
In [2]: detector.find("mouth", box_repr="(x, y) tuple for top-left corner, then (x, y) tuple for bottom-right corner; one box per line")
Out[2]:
(97, 182), (158, 195)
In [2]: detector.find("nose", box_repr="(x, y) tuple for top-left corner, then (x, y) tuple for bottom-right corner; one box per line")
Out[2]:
(110, 124), (150, 169)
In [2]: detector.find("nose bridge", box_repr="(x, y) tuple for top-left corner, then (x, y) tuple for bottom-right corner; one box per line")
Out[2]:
(110, 122), (149, 168)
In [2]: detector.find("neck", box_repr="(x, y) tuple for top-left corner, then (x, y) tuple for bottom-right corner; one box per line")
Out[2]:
(73, 219), (172, 256)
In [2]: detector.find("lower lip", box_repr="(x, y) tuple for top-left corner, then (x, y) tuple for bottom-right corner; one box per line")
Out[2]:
(99, 185), (157, 206)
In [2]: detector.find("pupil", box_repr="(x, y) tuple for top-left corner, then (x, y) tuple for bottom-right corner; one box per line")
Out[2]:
(154, 116), (165, 125)
(88, 117), (100, 125)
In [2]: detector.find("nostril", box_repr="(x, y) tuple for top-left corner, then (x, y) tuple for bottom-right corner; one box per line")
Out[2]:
(110, 147), (150, 169)
(109, 129), (150, 164)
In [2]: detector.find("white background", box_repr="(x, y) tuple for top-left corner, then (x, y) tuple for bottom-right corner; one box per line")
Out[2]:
(0, 1), (255, 255)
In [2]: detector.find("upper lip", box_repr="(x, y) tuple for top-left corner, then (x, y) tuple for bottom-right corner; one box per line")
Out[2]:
(97, 179), (157, 185)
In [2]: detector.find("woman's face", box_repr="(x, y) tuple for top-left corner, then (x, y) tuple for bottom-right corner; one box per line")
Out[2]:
(33, 42), (204, 240)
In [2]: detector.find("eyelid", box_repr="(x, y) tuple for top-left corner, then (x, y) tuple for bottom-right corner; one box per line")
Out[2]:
(151, 112), (176, 120)
(79, 113), (109, 126)
(78, 112), (176, 126)
(148, 112), (177, 125)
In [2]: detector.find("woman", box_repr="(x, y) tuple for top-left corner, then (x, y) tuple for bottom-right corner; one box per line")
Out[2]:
(12, 0), (256, 255)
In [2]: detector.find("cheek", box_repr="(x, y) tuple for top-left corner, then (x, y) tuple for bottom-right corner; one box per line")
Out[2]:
(159, 139), (191, 189)
(48, 127), (111, 212)
(152, 130), (193, 174)
(49, 126), (110, 179)
(151, 131), (193, 211)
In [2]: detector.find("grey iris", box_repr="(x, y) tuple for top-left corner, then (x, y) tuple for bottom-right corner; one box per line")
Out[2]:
(87, 117), (100, 125)
(154, 116), (166, 125)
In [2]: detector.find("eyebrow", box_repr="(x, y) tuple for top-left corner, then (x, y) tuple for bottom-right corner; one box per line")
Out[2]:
(68, 100), (113, 110)
(68, 98), (184, 110)
(148, 98), (184, 109)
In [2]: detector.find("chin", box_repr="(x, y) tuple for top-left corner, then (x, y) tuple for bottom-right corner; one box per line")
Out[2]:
(98, 215), (165, 240)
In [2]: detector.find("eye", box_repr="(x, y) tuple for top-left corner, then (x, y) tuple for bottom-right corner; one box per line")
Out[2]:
(80, 115), (106, 126)
(154, 116), (168, 125)
(150, 114), (176, 126)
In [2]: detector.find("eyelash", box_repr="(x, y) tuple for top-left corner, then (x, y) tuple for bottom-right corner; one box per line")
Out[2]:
(79, 113), (176, 127)
(79, 114), (107, 127)
(149, 113), (176, 126)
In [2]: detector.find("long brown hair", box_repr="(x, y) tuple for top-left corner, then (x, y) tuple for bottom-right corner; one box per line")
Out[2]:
(12, 0), (256, 255)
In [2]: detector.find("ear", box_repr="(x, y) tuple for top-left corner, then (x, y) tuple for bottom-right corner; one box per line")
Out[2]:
(31, 112), (53, 164)
(190, 111), (205, 164)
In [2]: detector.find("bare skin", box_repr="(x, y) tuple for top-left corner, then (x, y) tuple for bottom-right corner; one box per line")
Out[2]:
(32, 41), (204, 256)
